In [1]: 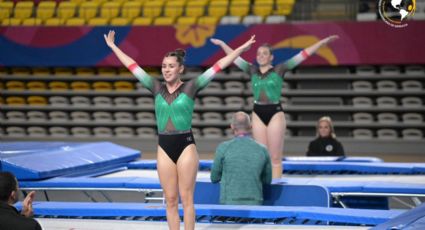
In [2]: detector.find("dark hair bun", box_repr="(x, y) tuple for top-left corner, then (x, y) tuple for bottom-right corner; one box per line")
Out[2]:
(174, 48), (186, 58)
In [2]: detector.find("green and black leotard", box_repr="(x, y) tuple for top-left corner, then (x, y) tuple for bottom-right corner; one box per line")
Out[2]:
(128, 63), (221, 163)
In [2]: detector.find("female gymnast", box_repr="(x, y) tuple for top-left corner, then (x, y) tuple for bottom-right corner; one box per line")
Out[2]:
(104, 30), (255, 230)
(211, 35), (338, 178)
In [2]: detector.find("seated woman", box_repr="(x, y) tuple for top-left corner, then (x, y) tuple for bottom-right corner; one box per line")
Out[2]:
(306, 116), (345, 157)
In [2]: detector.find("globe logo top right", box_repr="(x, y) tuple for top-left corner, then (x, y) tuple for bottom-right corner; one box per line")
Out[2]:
(379, 0), (416, 28)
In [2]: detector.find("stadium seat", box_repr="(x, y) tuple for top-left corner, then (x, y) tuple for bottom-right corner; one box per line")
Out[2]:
(352, 112), (374, 123)
(49, 111), (69, 121)
(110, 17), (130, 25)
(135, 97), (154, 106)
(405, 65), (424, 75)
(198, 16), (219, 25)
(27, 81), (47, 91)
(220, 16), (240, 24)
(70, 96), (91, 106)
(275, 0), (295, 15)
(93, 96), (113, 107)
(71, 81), (91, 91)
(54, 67), (74, 76)
(93, 81), (113, 91)
(65, 17), (86, 26)
(356, 65), (375, 75)
(79, 1), (100, 20)
(6, 111), (26, 121)
(76, 67), (95, 76)
(253, 0), (274, 17)
(88, 17), (109, 26)
(6, 126), (26, 137)
(132, 17), (153, 25)
(49, 81), (69, 91)
(203, 127), (223, 138)
(376, 97), (397, 108)
(42, 18), (64, 26)
(49, 96), (70, 106)
(27, 111), (47, 121)
(70, 111), (91, 121)
(224, 96), (244, 107)
(192, 112), (201, 122)
(136, 127), (156, 138)
(32, 67), (51, 76)
(164, 0), (185, 18)
(6, 81), (25, 90)
(401, 80), (422, 91)
(377, 129), (398, 140)
(136, 112), (155, 122)
(114, 112), (134, 122)
(0, 2), (14, 20)
(114, 97), (134, 106)
(100, 1), (121, 19)
(401, 97), (422, 107)
(377, 113), (398, 124)
(242, 15), (263, 25)
(14, 1), (34, 19)
(185, 0), (208, 17)
(36, 1), (56, 20)
(58, 2), (77, 20)
(22, 18), (43, 26)
(97, 67), (117, 76)
(402, 113), (423, 124)
(352, 97), (373, 107)
(93, 111), (113, 122)
(177, 16), (197, 25)
(114, 127), (135, 137)
(376, 80), (397, 92)
(121, 1), (142, 19)
(352, 80), (373, 91)
(27, 126), (48, 137)
(71, 127), (92, 137)
(27, 96), (48, 105)
(201, 96), (222, 108)
(402, 129), (423, 140)
(352, 129), (373, 139)
(229, 0), (249, 17)
(93, 127), (114, 137)
(2, 18), (21, 26)
(202, 112), (222, 122)
(153, 17), (175, 25)
(380, 65), (400, 75)
(143, 1), (164, 18)
(208, 0), (228, 17)
(265, 15), (286, 23)
(114, 81), (134, 91)
(49, 127), (70, 137)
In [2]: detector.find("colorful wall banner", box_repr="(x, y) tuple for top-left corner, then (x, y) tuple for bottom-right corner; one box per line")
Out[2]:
(1, 21), (424, 67)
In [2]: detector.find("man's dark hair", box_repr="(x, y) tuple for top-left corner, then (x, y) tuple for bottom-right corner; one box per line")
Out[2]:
(0, 172), (17, 202)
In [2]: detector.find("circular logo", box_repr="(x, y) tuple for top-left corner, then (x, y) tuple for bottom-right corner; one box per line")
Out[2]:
(378, 0), (416, 28)
(325, 145), (334, 152)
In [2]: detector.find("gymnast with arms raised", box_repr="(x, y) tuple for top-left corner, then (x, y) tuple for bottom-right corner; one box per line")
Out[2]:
(211, 35), (338, 179)
(104, 30), (255, 230)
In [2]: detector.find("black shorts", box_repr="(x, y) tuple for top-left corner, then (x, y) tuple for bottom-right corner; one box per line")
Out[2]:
(253, 103), (283, 126)
(158, 131), (195, 164)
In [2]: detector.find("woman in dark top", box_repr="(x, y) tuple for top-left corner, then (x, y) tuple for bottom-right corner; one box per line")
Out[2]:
(307, 116), (345, 156)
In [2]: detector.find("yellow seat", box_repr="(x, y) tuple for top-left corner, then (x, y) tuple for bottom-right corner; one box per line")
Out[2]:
(0, 2), (14, 20)
(79, 2), (100, 20)
(132, 17), (153, 25)
(100, 1), (121, 19)
(153, 16), (175, 25)
(71, 81), (91, 91)
(66, 17), (86, 26)
(110, 17), (130, 26)
(198, 16), (219, 25)
(143, 1), (164, 18)
(58, 2), (77, 20)
(27, 81), (47, 90)
(93, 81), (113, 91)
(98, 67), (117, 76)
(32, 67), (51, 76)
(54, 67), (74, 76)
(37, 1), (56, 20)
(230, 0), (250, 17)
(164, 0), (185, 18)
(253, 0), (274, 17)
(22, 18), (43, 26)
(44, 18), (64, 26)
(27, 96), (48, 105)
(6, 81), (25, 90)
(185, 0), (207, 17)
(11, 67), (31, 75)
(76, 67), (95, 76)
(118, 67), (132, 76)
(2, 18), (22, 26)
(6, 96), (26, 105)
(88, 17), (109, 25)
(114, 81), (134, 91)
(177, 16), (197, 25)
(275, 0), (294, 15)
(208, 0), (228, 17)
(14, 1), (34, 19)
(69, 0), (86, 6)
(122, 1), (142, 19)
(49, 81), (69, 91)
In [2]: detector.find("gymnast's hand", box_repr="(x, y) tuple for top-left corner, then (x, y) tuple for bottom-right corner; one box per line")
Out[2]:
(239, 35), (256, 52)
(323, 35), (339, 45)
(21, 191), (35, 217)
(210, 38), (225, 46)
(104, 30), (117, 48)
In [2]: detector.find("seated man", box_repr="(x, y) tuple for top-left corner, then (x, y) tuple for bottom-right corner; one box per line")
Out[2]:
(211, 111), (272, 205)
(306, 116), (345, 157)
(0, 172), (41, 230)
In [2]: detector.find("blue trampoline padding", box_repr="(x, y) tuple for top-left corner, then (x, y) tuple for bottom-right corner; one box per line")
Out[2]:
(1, 142), (140, 180)
(372, 203), (425, 230)
(128, 160), (425, 174)
(14, 202), (403, 225)
(20, 177), (162, 190)
(283, 156), (383, 162)
(274, 178), (425, 194)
